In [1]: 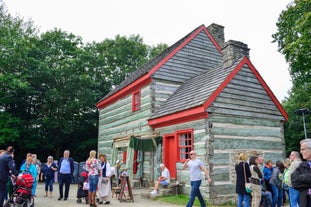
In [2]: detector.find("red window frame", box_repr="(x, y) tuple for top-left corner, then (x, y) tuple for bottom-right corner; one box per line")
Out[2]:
(132, 90), (141, 112)
(176, 129), (194, 162)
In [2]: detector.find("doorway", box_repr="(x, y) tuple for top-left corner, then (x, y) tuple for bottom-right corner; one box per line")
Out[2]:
(163, 134), (177, 178)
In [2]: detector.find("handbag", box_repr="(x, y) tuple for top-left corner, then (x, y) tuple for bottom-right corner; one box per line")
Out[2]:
(83, 181), (89, 190)
(101, 177), (108, 184)
(243, 162), (253, 193)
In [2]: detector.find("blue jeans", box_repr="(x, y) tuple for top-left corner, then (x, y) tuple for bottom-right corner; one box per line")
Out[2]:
(237, 193), (250, 207)
(88, 175), (99, 193)
(45, 176), (54, 192)
(186, 180), (206, 207)
(289, 187), (300, 207)
(271, 184), (283, 207)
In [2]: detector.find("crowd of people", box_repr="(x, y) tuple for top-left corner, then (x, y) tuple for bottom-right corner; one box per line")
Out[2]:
(0, 148), (118, 207)
(235, 138), (311, 207)
(1, 138), (310, 207)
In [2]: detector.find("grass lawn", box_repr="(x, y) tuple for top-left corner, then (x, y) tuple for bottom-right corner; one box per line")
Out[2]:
(154, 194), (235, 206)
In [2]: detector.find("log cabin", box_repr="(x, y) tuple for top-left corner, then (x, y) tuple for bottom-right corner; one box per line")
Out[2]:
(96, 23), (288, 204)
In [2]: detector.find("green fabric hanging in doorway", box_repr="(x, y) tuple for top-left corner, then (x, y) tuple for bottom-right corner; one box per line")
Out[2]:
(129, 136), (162, 151)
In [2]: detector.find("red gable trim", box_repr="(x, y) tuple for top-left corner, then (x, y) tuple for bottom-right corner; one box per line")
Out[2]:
(96, 74), (151, 109)
(148, 56), (288, 128)
(202, 58), (248, 109)
(148, 107), (208, 129)
(204, 56), (288, 121)
(202, 27), (222, 53)
(97, 24), (222, 110)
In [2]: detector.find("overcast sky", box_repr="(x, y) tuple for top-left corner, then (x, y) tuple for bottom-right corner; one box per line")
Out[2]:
(4, 0), (292, 101)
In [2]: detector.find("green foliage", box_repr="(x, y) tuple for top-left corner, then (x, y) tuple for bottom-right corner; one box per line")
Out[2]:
(273, 0), (311, 154)
(0, 112), (22, 144)
(0, 1), (168, 162)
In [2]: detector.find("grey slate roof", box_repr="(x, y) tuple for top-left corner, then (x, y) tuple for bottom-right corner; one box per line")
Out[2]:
(149, 58), (243, 119)
(98, 25), (205, 103)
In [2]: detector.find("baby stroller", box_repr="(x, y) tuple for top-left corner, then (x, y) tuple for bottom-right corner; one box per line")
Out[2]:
(4, 173), (34, 207)
(76, 171), (89, 204)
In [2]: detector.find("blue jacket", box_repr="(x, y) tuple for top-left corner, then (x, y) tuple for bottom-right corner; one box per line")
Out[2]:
(263, 165), (273, 181)
(0, 153), (18, 182)
(20, 163), (38, 181)
(41, 162), (58, 178)
(59, 157), (74, 175)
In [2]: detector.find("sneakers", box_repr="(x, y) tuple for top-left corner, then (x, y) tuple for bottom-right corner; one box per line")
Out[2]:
(150, 190), (158, 195)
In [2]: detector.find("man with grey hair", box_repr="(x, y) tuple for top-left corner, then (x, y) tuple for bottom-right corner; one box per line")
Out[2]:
(291, 139), (311, 207)
(58, 150), (74, 201)
(288, 151), (302, 207)
(150, 163), (170, 195)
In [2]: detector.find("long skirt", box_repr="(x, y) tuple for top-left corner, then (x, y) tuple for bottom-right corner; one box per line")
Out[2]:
(97, 177), (112, 202)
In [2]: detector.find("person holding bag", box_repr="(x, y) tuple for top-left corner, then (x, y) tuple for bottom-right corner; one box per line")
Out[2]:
(235, 152), (251, 207)
(249, 156), (263, 207)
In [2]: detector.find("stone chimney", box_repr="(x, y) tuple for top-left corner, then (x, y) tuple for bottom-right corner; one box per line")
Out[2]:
(206, 23), (225, 48)
(222, 40), (250, 68)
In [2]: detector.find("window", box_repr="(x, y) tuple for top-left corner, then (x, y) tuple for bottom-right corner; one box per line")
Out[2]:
(177, 129), (193, 161)
(163, 129), (194, 178)
(132, 90), (141, 112)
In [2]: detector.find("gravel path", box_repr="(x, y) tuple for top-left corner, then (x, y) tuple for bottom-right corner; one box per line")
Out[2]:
(34, 182), (183, 207)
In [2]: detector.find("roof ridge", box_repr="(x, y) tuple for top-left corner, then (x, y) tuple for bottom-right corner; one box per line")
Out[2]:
(97, 24), (209, 104)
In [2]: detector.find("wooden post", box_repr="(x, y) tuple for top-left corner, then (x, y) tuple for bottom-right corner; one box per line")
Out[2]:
(118, 176), (134, 202)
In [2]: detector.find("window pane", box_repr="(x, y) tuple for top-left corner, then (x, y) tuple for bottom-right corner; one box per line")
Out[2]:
(178, 132), (193, 161)
(133, 91), (141, 111)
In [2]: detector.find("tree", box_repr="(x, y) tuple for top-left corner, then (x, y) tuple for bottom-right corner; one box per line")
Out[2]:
(85, 35), (149, 86)
(1, 1), (168, 162)
(0, 3), (37, 144)
(273, 0), (311, 154)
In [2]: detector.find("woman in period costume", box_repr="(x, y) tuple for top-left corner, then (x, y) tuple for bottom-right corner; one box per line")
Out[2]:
(97, 154), (112, 205)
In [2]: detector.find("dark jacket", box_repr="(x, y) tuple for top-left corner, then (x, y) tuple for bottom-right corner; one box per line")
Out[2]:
(269, 167), (282, 189)
(0, 153), (18, 182)
(41, 162), (58, 178)
(291, 161), (311, 207)
(235, 161), (251, 194)
(58, 157), (74, 175)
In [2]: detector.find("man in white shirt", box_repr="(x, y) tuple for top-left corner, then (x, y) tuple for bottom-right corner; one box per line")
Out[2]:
(183, 150), (212, 207)
(150, 163), (170, 195)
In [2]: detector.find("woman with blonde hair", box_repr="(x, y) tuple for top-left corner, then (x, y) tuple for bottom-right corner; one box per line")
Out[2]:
(235, 152), (251, 207)
(20, 157), (37, 196)
(86, 150), (101, 207)
(40, 156), (58, 197)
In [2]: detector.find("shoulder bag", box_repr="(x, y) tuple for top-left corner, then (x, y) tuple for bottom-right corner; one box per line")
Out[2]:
(243, 162), (253, 193)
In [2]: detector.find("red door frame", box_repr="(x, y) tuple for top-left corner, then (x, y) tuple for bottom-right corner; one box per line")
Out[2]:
(163, 133), (177, 178)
